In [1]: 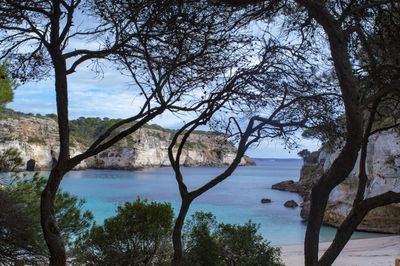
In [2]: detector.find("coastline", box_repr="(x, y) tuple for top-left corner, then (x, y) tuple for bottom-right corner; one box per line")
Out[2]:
(278, 235), (400, 266)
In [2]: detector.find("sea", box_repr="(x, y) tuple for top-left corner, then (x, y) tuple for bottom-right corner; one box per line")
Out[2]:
(55, 158), (384, 245)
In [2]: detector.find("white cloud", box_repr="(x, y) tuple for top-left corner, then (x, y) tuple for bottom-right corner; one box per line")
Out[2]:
(8, 58), (323, 158)
(246, 136), (321, 159)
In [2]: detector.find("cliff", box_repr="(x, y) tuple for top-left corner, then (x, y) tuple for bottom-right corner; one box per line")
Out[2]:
(0, 110), (254, 170)
(272, 127), (400, 234)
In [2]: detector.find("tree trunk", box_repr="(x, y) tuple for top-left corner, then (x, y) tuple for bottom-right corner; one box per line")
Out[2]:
(293, 2), (363, 265)
(42, 5), (71, 260)
(172, 198), (192, 266)
(40, 168), (66, 265)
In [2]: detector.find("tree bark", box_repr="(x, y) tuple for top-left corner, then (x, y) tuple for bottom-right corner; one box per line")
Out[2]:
(41, 53), (70, 264)
(172, 197), (192, 266)
(292, 2), (363, 265)
(41, 2), (71, 261)
(40, 168), (67, 266)
(319, 191), (400, 265)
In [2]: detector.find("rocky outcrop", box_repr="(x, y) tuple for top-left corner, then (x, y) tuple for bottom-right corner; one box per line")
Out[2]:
(88, 127), (254, 170)
(271, 169), (321, 201)
(288, 128), (400, 234)
(0, 113), (254, 170)
(0, 115), (87, 169)
(284, 200), (298, 208)
(261, 198), (271, 203)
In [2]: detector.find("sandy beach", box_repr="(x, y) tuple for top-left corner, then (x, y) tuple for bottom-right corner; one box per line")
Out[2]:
(278, 235), (400, 266)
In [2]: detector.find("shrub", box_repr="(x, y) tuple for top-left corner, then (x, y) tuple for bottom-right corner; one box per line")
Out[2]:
(216, 222), (283, 266)
(0, 148), (23, 172)
(27, 136), (46, 144)
(183, 212), (283, 266)
(297, 149), (311, 160)
(183, 212), (220, 266)
(0, 174), (93, 264)
(72, 199), (174, 266)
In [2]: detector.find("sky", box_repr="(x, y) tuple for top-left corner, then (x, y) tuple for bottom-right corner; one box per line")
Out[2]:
(4, 10), (322, 159)
(7, 61), (320, 159)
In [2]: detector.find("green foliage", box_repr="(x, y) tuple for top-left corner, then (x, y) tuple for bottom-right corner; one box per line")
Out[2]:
(35, 113), (45, 119)
(0, 109), (219, 149)
(27, 136), (46, 144)
(184, 212), (220, 265)
(45, 113), (58, 121)
(183, 212), (283, 266)
(216, 222), (283, 266)
(0, 107), (30, 120)
(357, 6), (400, 129)
(297, 149), (311, 159)
(0, 174), (93, 264)
(69, 117), (127, 147)
(0, 62), (17, 108)
(0, 148), (23, 172)
(300, 165), (320, 181)
(72, 199), (174, 266)
(126, 135), (135, 146)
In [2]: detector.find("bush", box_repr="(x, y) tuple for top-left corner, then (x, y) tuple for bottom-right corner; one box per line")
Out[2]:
(72, 199), (174, 266)
(0, 174), (93, 264)
(183, 212), (283, 266)
(0, 148), (23, 172)
(0, 62), (16, 108)
(183, 212), (220, 266)
(297, 149), (311, 160)
(216, 222), (283, 266)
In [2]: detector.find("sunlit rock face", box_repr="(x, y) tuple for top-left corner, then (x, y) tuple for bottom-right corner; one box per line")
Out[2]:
(300, 128), (400, 233)
(85, 127), (252, 169)
(0, 115), (253, 171)
(0, 116), (88, 170)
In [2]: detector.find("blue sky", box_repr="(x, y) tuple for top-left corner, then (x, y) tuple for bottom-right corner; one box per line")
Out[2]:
(3, 7), (322, 159)
(8, 63), (320, 159)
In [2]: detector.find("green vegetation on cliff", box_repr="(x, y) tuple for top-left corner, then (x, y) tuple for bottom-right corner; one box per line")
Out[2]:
(0, 108), (221, 149)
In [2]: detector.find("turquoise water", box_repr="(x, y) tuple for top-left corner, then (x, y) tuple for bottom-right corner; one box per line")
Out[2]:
(55, 158), (383, 245)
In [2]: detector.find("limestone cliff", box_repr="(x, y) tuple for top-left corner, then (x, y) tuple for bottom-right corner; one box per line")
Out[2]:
(0, 111), (254, 170)
(298, 128), (400, 233)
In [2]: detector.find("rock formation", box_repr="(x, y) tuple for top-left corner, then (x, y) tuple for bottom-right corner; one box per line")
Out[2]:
(284, 200), (298, 208)
(261, 198), (271, 203)
(0, 111), (255, 170)
(272, 128), (400, 234)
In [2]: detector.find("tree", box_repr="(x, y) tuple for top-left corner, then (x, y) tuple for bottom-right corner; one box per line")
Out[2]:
(0, 148), (23, 172)
(0, 1), (252, 263)
(297, 149), (311, 160)
(72, 199), (174, 266)
(216, 222), (282, 266)
(168, 38), (338, 264)
(183, 212), (283, 266)
(0, 62), (16, 107)
(280, 2), (400, 265)
(218, 1), (400, 265)
(183, 212), (220, 265)
(0, 174), (93, 265)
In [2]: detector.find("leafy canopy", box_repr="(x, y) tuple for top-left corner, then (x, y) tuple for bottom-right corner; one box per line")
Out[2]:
(183, 211), (283, 266)
(0, 62), (16, 107)
(72, 199), (174, 266)
(0, 148), (23, 172)
(0, 174), (93, 264)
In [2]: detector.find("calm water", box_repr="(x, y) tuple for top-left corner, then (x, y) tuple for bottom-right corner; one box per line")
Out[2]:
(55, 158), (381, 245)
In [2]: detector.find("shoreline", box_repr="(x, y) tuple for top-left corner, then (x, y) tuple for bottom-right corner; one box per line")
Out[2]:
(278, 235), (400, 266)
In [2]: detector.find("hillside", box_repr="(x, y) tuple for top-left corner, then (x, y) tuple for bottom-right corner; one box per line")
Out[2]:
(0, 109), (254, 170)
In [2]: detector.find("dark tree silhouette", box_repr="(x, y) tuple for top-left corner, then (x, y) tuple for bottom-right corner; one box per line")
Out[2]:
(168, 40), (338, 265)
(0, 0), (253, 264)
(218, 1), (400, 265)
